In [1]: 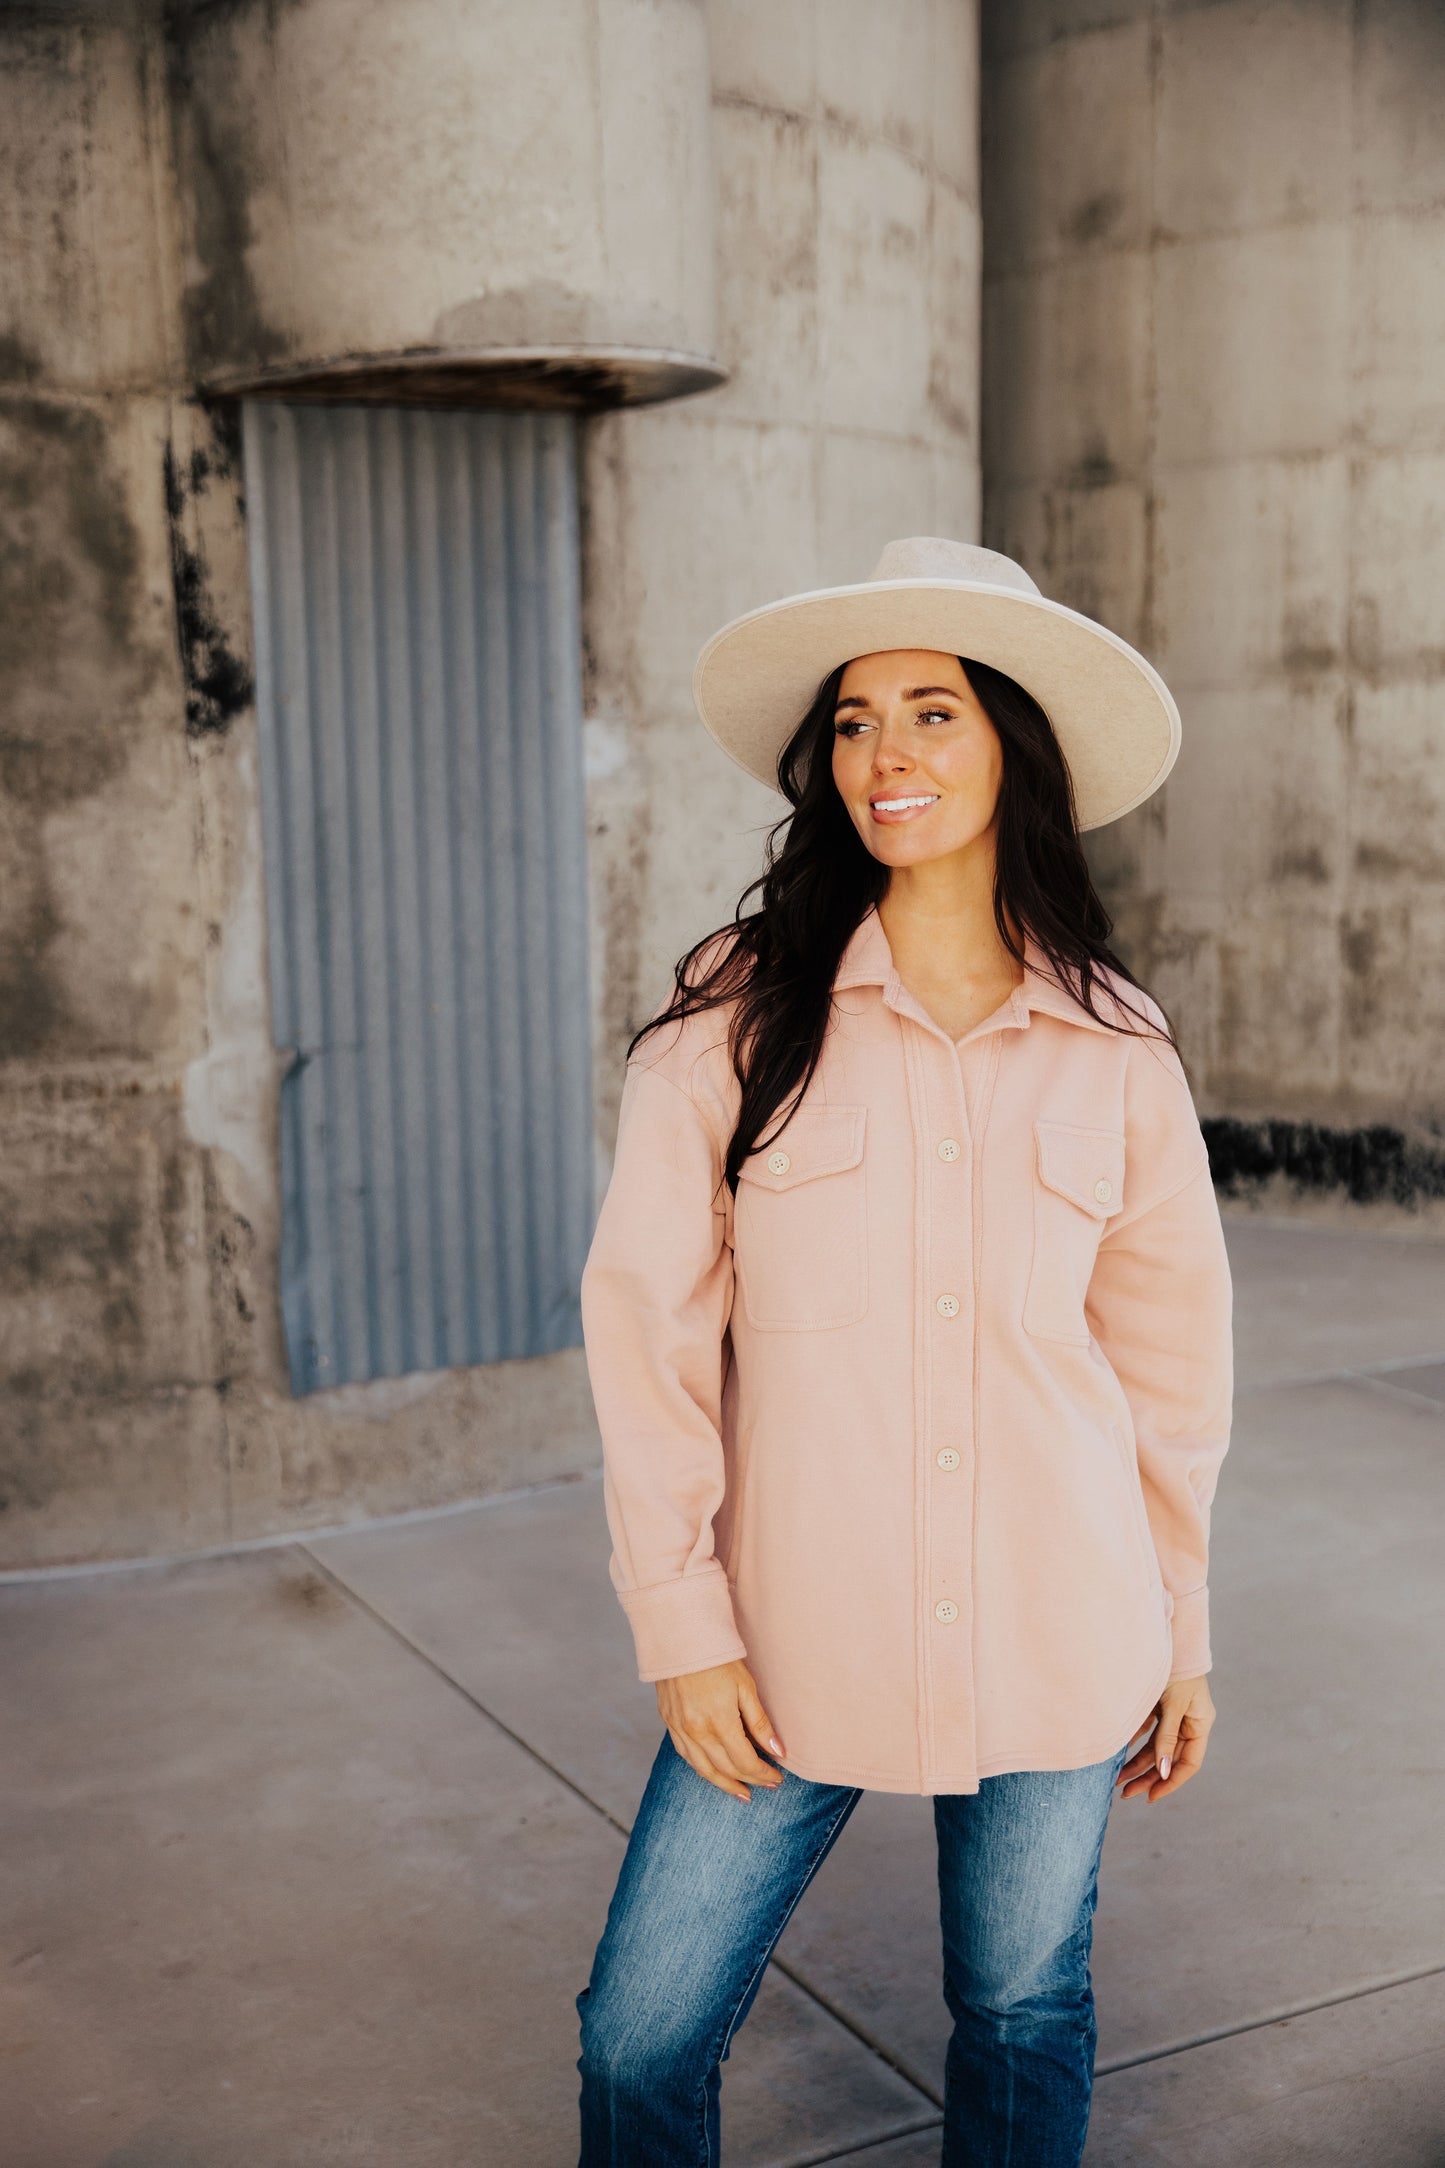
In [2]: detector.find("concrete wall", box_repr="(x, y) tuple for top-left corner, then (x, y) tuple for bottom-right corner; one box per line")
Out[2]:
(0, 0), (981, 1563)
(982, 0), (1445, 1178)
(0, 0), (693, 1566)
(585, 0), (982, 1120)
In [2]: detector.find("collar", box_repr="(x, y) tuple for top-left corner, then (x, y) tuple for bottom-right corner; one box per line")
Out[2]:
(831, 905), (1122, 1037)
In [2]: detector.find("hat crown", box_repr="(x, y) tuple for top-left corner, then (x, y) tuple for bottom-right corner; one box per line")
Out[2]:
(869, 536), (1041, 598)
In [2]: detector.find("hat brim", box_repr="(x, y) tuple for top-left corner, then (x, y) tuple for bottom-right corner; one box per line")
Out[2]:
(692, 577), (1181, 831)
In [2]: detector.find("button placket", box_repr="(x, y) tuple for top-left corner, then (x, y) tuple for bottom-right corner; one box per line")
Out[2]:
(916, 1031), (979, 1788)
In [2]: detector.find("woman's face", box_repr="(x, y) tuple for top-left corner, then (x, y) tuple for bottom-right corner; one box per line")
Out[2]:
(830, 649), (1005, 870)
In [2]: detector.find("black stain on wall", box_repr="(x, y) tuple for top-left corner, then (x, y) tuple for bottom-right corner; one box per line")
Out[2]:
(163, 411), (252, 738)
(0, 889), (64, 1061)
(0, 394), (157, 1056)
(1206, 1118), (1445, 1209)
(0, 333), (42, 384)
(0, 395), (147, 806)
(1064, 191), (1123, 246)
(164, 4), (290, 379)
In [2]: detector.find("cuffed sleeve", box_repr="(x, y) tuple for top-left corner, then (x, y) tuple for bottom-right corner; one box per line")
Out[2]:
(617, 1567), (747, 1684)
(580, 1051), (748, 1685)
(1086, 1044), (1234, 1680)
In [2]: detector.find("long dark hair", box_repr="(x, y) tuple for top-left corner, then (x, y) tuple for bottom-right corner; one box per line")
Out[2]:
(630, 658), (1171, 1194)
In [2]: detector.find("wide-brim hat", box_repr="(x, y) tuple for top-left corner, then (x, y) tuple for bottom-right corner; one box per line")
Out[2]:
(691, 537), (1181, 831)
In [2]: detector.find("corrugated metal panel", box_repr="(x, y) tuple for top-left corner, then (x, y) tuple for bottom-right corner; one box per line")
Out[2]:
(242, 402), (593, 1394)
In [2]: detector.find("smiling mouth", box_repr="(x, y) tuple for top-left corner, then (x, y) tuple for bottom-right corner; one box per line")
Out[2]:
(870, 793), (939, 817)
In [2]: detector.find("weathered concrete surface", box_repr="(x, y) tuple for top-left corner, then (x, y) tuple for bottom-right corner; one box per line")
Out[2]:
(0, 6), (604, 1565)
(169, 0), (720, 398)
(3, 1221), (1442, 2164)
(583, 0), (983, 1121)
(981, 0), (1445, 1178)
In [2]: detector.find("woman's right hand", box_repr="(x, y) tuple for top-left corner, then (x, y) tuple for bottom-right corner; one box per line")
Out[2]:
(656, 1660), (787, 1802)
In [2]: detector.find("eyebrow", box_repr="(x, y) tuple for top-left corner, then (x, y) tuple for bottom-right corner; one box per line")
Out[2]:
(834, 685), (964, 712)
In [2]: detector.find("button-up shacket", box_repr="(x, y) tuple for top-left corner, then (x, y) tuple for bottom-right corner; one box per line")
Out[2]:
(580, 906), (1234, 1795)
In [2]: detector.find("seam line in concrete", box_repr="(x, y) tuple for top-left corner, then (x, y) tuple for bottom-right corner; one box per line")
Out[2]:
(1233, 1349), (1445, 1401)
(297, 1543), (635, 1836)
(1339, 1370), (1445, 1416)
(784, 2116), (945, 2168)
(1095, 1959), (1445, 2078)
(298, 1544), (945, 2114)
(0, 1470), (603, 1585)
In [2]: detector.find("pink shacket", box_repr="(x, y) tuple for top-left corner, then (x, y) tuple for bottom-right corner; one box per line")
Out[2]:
(580, 906), (1234, 1795)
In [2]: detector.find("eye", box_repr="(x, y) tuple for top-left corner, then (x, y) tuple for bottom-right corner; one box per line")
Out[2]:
(833, 717), (872, 738)
(917, 706), (957, 726)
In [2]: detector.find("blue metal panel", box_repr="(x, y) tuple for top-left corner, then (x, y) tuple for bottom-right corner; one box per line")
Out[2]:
(243, 402), (593, 1394)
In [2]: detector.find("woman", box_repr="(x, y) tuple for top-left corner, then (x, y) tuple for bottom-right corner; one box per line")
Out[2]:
(575, 538), (1234, 2166)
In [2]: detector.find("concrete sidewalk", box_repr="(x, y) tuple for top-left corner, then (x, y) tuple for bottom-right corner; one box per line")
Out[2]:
(3, 1218), (1444, 2166)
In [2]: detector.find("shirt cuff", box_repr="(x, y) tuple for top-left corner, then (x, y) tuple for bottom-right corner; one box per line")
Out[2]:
(1168, 1585), (1212, 1679)
(618, 1567), (748, 1684)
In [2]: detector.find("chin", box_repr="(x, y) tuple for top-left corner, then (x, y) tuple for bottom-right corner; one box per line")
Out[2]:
(863, 829), (961, 867)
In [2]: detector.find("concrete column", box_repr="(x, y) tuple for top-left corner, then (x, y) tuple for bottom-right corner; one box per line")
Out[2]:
(169, 0), (721, 405)
(0, 1), (651, 1564)
(584, 0), (982, 1125)
(981, 0), (1445, 1155)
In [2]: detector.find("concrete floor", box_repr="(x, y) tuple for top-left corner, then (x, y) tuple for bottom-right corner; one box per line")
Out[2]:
(3, 1216), (1444, 2167)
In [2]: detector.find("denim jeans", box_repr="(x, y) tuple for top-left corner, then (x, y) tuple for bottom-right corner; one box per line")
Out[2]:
(577, 1732), (1128, 2166)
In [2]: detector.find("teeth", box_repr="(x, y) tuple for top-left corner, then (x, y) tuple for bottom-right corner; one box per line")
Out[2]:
(874, 795), (936, 811)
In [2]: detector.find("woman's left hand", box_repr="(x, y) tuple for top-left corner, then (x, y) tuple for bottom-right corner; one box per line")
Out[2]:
(1116, 1675), (1215, 1802)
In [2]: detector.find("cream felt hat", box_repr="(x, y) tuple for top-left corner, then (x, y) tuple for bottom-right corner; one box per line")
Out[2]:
(692, 537), (1181, 831)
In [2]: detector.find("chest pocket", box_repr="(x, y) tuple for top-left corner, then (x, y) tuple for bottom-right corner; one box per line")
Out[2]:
(1023, 1121), (1126, 1346)
(734, 1106), (868, 1332)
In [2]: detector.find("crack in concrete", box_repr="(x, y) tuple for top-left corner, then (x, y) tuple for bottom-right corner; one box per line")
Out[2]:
(789, 2119), (945, 2168)
(1234, 1350), (1445, 1402)
(1094, 1961), (1445, 2080)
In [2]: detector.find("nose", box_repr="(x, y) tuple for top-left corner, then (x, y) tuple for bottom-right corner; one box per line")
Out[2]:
(871, 722), (912, 777)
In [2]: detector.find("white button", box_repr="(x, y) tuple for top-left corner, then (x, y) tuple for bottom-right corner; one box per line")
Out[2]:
(935, 1293), (960, 1319)
(767, 1150), (791, 1175)
(1094, 1177), (1113, 1204)
(937, 1137), (962, 1163)
(934, 1598), (959, 1624)
(937, 1448), (961, 1471)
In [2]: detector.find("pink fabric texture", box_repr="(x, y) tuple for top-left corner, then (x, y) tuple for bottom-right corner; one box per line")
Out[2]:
(580, 907), (1234, 1795)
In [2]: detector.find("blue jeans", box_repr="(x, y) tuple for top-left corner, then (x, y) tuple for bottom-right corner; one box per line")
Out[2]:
(577, 1732), (1127, 2166)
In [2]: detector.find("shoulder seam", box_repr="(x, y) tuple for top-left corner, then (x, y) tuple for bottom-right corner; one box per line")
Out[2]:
(628, 1057), (704, 1109)
(1110, 1141), (1212, 1232)
(627, 1045), (733, 1162)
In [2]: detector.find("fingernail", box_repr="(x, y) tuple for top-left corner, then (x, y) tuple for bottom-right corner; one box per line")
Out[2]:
(1159, 1755), (1172, 1780)
(769, 1738), (785, 1757)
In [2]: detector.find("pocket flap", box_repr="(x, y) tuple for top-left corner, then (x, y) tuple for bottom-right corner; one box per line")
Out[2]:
(1034, 1121), (1125, 1217)
(738, 1105), (867, 1192)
